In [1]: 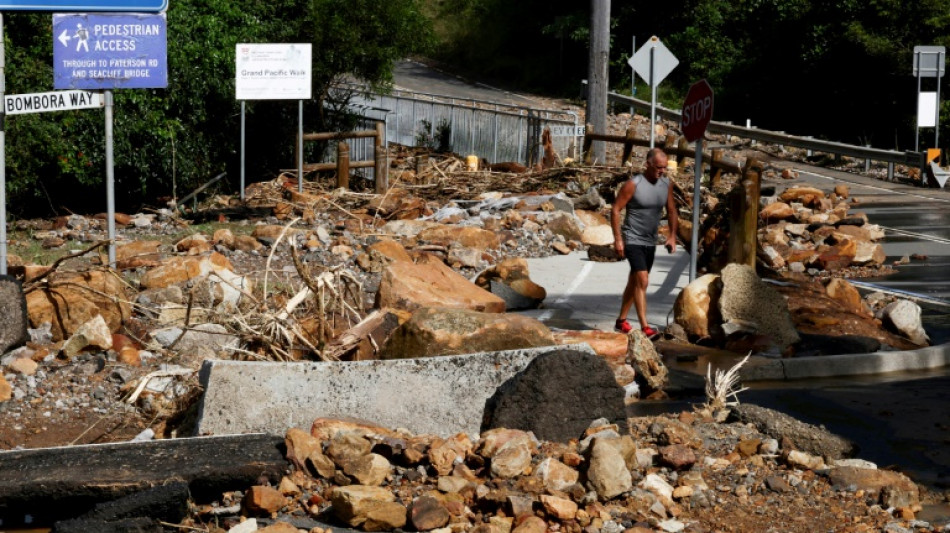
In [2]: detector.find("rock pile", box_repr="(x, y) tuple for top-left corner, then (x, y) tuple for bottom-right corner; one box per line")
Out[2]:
(175, 412), (934, 533)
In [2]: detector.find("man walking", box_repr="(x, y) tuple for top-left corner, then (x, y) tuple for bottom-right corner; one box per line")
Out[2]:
(611, 148), (678, 337)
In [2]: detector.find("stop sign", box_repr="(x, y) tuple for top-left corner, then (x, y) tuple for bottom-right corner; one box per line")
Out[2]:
(681, 79), (714, 142)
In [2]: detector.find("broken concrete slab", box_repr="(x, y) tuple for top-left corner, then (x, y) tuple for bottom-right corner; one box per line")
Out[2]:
(0, 275), (28, 355)
(195, 344), (597, 438)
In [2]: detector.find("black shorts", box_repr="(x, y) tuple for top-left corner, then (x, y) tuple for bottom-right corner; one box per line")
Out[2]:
(624, 244), (656, 272)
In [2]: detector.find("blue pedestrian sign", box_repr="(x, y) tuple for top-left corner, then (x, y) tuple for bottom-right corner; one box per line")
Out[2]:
(0, 0), (167, 12)
(53, 13), (167, 89)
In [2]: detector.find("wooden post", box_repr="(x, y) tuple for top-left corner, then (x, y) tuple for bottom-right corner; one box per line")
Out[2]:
(620, 125), (637, 166)
(727, 158), (762, 267)
(415, 152), (428, 177)
(676, 136), (689, 165)
(710, 149), (724, 188)
(375, 121), (388, 193)
(583, 122), (594, 165)
(337, 141), (350, 190)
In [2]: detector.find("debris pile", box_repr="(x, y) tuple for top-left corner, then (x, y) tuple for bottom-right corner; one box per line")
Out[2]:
(178, 410), (929, 533)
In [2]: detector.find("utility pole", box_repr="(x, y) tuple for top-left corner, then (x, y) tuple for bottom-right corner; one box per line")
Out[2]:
(587, 0), (609, 166)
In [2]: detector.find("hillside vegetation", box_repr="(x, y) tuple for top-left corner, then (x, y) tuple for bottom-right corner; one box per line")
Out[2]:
(428, 0), (950, 151)
(5, 0), (950, 216)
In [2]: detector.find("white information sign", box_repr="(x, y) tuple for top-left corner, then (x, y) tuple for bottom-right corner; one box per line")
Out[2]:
(235, 43), (312, 100)
(4, 90), (103, 115)
(918, 91), (938, 128)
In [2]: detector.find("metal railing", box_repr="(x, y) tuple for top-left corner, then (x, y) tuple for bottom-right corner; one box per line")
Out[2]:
(332, 84), (581, 167)
(605, 90), (928, 180)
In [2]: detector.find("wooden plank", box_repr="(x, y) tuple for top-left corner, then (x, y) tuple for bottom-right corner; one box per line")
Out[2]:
(0, 434), (286, 524)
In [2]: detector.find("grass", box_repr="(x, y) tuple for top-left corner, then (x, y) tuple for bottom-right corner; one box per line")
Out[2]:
(7, 220), (256, 267)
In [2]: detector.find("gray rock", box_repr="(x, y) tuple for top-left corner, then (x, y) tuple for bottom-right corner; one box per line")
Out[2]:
(587, 436), (632, 500)
(482, 348), (628, 442)
(489, 280), (542, 310)
(154, 324), (240, 359)
(572, 188), (606, 211)
(882, 299), (930, 345)
(0, 276), (28, 355)
(28, 322), (54, 345)
(718, 264), (799, 351)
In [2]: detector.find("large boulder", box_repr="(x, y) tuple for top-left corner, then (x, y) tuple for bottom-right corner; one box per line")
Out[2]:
(718, 263), (799, 352)
(779, 186), (826, 208)
(474, 258), (546, 310)
(552, 330), (627, 360)
(0, 276), (28, 355)
(381, 307), (555, 359)
(544, 213), (584, 241)
(828, 467), (920, 509)
(481, 348), (628, 442)
(881, 299), (930, 346)
(673, 273), (722, 341)
(140, 252), (252, 311)
(114, 240), (162, 269)
(375, 255), (505, 313)
(416, 225), (500, 250)
(824, 278), (871, 318)
(26, 270), (131, 341)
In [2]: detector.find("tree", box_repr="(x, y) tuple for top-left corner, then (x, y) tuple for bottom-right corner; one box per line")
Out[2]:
(3, 0), (432, 216)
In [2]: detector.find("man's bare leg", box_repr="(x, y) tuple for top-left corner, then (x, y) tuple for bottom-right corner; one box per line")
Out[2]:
(618, 271), (636, 320)
(633, 270), (650, 329)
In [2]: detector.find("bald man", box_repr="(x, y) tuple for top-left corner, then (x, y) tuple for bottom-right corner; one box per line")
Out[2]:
(610, 148), (678, 337)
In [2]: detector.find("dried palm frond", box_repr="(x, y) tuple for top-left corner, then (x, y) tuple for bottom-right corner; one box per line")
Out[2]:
(704, 353), (751, 411)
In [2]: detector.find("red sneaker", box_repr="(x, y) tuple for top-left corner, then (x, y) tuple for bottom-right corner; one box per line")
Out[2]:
(615, 319), (633, 333)
(641, 326), (659, 337)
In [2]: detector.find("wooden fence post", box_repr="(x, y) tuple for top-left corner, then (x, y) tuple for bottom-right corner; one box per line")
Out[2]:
(337, 142), (350, 190)
(727, 158), (762, 267)
(375, 122), (388, 193)
(711, 149), (724, 188)
(676, 136), (689, 166)
(620, 125), (637, 166)
(583, 123), (594, 165)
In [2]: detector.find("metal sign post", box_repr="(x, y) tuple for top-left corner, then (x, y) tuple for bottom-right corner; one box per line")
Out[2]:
(240, 100), (245, 201)
(104, 90), (115, 265)
(629, 36), (635, 115)
(0, 13), (5, 276)
(629, 36), (678, 149)
(681, 80), (714, 282)
(913, 45), (946, 152)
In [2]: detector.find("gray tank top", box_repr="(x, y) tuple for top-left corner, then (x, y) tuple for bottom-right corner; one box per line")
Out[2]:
(621, 174), (670, 246)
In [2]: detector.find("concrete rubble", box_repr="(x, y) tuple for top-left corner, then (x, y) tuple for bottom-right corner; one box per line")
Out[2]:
(0, 116), (946, 531)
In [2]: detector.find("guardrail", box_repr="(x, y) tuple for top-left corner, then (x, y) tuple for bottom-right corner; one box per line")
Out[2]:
(604, 90), (927, 181)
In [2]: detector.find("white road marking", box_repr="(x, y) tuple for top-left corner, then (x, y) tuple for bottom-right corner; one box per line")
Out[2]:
(537, 261), (594, 321)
